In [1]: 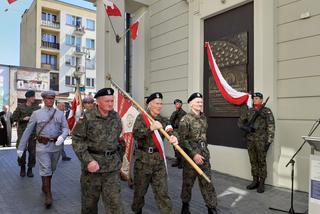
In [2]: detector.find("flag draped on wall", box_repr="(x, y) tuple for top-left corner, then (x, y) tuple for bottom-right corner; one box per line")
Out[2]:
(205, 42), (252, 107)
(103, 0), (122, 17)
(67, 87), (82, 131)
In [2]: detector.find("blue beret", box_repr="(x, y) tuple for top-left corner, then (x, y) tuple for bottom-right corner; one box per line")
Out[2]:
(253, 92), (263, 99)
(174, 99), (182, 104)
(25, 90), (35, 98)
(41, 91), (56, 98)
(146, 92), (163, 104)
(94, 88), (114, 98)
(187, 92), (202, 103)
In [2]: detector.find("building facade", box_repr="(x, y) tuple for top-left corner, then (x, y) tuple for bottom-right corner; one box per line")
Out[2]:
(20, 0), (97, 94)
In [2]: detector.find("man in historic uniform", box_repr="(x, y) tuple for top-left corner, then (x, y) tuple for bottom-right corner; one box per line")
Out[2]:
(238, 92), (275, 193)
(12, 90), (40, 177)
(131, 92), (178, 214)
(179, 92), (218, 214)
(17, 91), (68, 208)
(169, 98), (186, 168)
(72, 88), (125, 214)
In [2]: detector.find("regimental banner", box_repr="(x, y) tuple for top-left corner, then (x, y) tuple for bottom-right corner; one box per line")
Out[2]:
(16, 70), (49, 91)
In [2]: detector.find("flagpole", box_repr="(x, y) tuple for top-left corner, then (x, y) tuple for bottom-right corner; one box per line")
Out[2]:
(118, 10), (147, 41)
(106, 74), (211, 183)
(107, 15), (121, 43)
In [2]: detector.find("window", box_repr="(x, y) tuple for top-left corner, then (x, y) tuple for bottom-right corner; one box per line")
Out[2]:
(65, 56), (77, 66)
(71, 77), (77, 85)
(86, 39), (95, 49)
(50, 73), (59, 91)
(66, 35), (81, 47)
(86, 78), (95, 87)
(66, 15), (81, 26)
(65, 76), (71, 85)
(76, 37), (81, 47)
(42, 33), (56, 43)
(42, 12), (57, 22)
(65, 76), (77, 86)
(41, 54), (57, 69)
(86, 19), (95, 30)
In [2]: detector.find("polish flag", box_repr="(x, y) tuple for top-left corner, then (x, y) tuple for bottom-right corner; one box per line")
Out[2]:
(7, 0), (16, 4)
(130, 20), (139, 40)
(67, 87), (82, 131)
(205, 42), (252, 107)
(103, 0), (122, 17)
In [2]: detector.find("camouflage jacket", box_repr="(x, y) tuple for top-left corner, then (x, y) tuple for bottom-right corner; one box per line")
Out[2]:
(72, 106), (125, 173)
(178, 111), (210, 159)
(169, 108), (186, 129)
(12, 103), (40, 137)
(238, 106), (275, 144)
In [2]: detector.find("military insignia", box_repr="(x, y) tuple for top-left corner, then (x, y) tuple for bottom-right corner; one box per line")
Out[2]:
(156, 93), (159, 98)
(107, 89), (111, 94)
(197, 93), (200, 97)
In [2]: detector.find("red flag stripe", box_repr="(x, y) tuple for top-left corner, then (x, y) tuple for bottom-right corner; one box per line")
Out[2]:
(130, 21), (139, 40)
(8, 0), (16, 4)
(104, 0), (122, 17)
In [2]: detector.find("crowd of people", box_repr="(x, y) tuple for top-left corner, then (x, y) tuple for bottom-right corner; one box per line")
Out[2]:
(0, 87), (274, 214)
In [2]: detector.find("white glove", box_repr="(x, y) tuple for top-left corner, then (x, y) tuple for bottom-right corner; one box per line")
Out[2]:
(150, 121), (163, 131)
(168, 135), (178, 146)
(55, 136), (64, 146)
(17, 150), (24, 158)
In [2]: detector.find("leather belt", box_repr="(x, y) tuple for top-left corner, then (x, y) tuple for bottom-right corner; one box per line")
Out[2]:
(87, 149), (116, 156)
(138, 146), (159, 154)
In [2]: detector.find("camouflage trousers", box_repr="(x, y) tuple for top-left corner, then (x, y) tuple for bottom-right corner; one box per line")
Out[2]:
(80, 170), (124, 214)
(247, 139), (267, 179)
(181, 160), (217, 209)
(16, 137), (36, 168)
(132, 158), (174, 214)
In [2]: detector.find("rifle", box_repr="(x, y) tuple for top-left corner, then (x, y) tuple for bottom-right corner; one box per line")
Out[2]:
(240, 97), (270, 134)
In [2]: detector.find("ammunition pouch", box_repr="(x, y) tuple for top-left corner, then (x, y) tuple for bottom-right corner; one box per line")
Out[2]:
(35, 136), (57, 145)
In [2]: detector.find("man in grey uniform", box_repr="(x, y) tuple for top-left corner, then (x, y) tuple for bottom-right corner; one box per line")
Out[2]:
(17, 91), (68, 208)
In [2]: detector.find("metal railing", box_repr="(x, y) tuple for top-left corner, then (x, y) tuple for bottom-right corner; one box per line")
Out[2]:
(41, 63), (57, 70)
(41, 41), (60, 50)
(41, 20), (60, 29)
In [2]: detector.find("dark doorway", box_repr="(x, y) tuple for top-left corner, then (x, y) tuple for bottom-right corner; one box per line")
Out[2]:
(203, 2), (253, 149)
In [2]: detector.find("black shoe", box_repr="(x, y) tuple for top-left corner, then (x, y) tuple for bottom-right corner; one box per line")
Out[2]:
(181, 203), (191, 214)
(208, 207), (218, 214)
(246, 177), (259, 190)
(20, 166), (26, 177)
(257, 179), (265, 193)
(135, 209), (142, 214)
(62, 156), (71, 161)
(27, 167), (34, 177)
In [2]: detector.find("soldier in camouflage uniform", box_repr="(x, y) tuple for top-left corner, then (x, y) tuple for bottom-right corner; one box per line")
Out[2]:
(179, 92), (218, 214)
(12, 90), (40, 177)
(238, 92), (275, 193)
(131, 92), (178, 214)
(170, 99), (186, 168)
(72, 88), (125, 214)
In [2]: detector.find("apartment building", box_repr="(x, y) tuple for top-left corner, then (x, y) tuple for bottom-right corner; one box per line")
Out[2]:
(20, 0), (96, 95)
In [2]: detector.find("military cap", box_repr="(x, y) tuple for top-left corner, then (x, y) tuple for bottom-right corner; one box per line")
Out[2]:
(146, 92), (163, 104)
(187, 92), (203, 103)
(94, 88), (114, 98)
(83, 96), (94, 103)
(41, 91), (56, 98)
(253, 92), (263, 99)
(25, 90), (35, 98)
(174, 99), (182, 104)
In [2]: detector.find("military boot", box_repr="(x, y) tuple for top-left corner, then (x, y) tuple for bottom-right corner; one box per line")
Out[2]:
(181, 203), (191, 214)
(246, 177), (259, 190)
(20, 166), (26, 177)
(257, 178), (265, 193)
(41, 176), (46, 193)
(44, 176), (53, 208)
(135, 210), (142, 214)
(27, 167), (34, 177)
(208, 207), (218, 214)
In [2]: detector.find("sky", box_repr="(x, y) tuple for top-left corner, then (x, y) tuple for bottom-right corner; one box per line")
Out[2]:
(0, 0), (95, 66)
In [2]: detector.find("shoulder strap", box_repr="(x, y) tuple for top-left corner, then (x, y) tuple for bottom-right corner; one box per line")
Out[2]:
(36, 109), (57, 137)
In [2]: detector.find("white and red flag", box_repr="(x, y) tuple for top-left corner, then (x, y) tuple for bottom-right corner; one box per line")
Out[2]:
(7, 0), (16, 4)
(130, 20), (139, 40)
(205, 42), (252, 107)
(67, 87), (82, 131)
(103, 0), (122, 17)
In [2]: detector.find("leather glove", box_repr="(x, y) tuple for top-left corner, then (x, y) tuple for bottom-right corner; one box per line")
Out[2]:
(264, 143), (271, 152)
(55, 136), (64, 146)
(150, 121), (163, 131)
(17, 150), (24, 158)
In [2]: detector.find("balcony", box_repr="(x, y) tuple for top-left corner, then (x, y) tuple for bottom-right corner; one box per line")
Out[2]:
(41, 63), (57, 71)
(41, 41), (60, 50)
(74, 25), (85, 35)
(41, 20), (60, 29)
(74, 46), (85, 56)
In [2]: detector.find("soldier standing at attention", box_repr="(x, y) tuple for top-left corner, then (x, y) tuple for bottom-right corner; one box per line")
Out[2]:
(238, 92), (275, 193)
(17, 91), (68, 208)
(179, 92), (218, 214)
(170, 99), (186, 168)
(72, 88), (125, 214)
(131, 92), (178, 214)
(12, 90), (40, 177)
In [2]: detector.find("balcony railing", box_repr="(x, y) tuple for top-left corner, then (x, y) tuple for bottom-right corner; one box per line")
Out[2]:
(74, 46), (85, 56)
(41, 41), (60, 50)
(74, 25), (85, 35)
(41, 63), (57, 71)
(41, 20), (60, 29)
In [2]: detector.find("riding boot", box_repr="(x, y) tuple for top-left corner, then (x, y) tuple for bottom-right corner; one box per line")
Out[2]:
(44, 176), (53, 208)
(20, 166), (26, 177)
(257, 178), (265, 193)
(27, 167), (34, 177)
(41, 176), (46, 193)
(181, 202), (191, 214)
(246, 177), (259, 190)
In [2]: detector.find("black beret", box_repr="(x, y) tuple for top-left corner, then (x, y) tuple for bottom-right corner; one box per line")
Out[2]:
(25, 90), (35, 98)
(253, 92), (263, 99)
(146, 92), (163, 104)
(187, 92), (203, 103)
(174, 99), (182, 104)
(94, 88), (114, 98)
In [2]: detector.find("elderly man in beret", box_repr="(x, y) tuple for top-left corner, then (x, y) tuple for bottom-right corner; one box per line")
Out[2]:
(179, 92), (218, 214)
(169, 98), (186, 168)
(17, 91), (69, 208)
(72, 88), (126, 214)
(12, 90), (40, 177)
(131, 92), (178, 214)
(82, 96), (95, 111)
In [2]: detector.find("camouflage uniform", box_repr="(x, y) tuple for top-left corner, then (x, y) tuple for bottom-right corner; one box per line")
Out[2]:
(72, 106), (125, 214)
(12, 103), (40, 167)
(131, 112), (174, 214)
(238, 105), (275, 180)
(179, 111), (217, 209)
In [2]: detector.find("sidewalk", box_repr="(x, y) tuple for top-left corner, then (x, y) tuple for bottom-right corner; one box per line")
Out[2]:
(0, 143), (308, 214)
